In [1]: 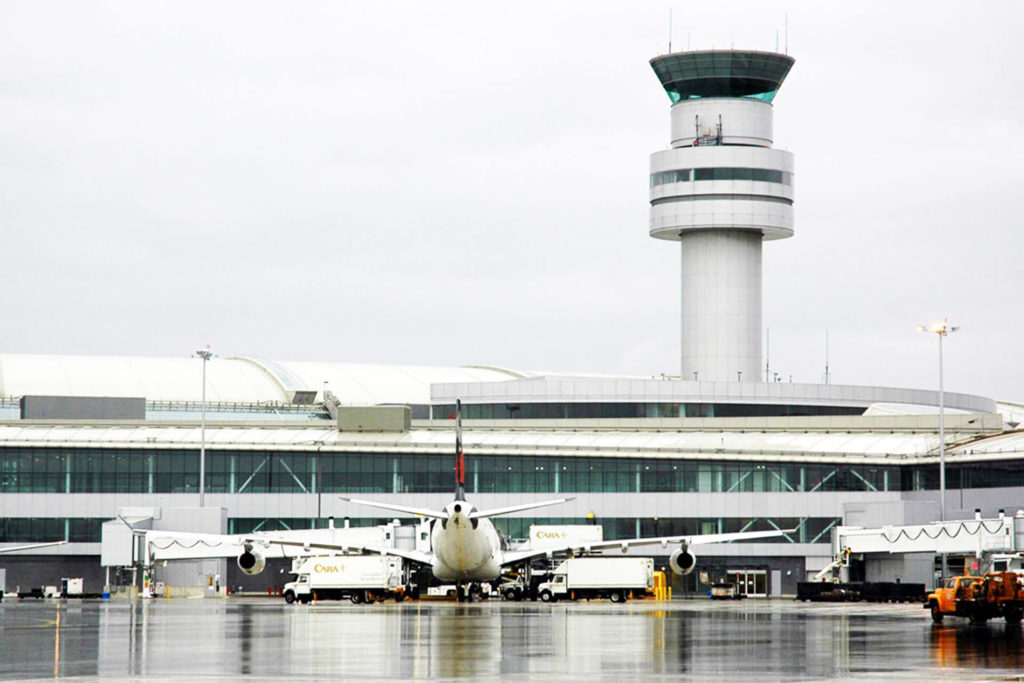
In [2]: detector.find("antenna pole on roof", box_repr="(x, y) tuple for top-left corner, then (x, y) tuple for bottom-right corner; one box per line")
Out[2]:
(194, 345), (213, 508)
(824, 330), (830, 385)
(668, 9), (672, 53)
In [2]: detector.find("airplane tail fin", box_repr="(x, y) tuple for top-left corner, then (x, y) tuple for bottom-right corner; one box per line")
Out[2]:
(454, 398), (466, 501)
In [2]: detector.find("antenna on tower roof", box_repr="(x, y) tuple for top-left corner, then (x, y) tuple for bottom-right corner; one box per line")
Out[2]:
(668, 9), (672, 53)
(824, 330), (831, 385)
(785, 14), (789, 55)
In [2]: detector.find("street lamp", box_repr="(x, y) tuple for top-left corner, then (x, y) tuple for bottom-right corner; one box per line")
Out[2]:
(917, 319), (958, 581)
(195, 346), (213, 507)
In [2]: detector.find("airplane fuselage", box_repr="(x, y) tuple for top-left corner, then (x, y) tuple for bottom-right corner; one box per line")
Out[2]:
(430, 501), (502, 582)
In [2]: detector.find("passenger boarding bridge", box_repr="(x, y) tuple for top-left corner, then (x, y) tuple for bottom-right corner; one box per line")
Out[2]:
(830, 511), (1024, 584)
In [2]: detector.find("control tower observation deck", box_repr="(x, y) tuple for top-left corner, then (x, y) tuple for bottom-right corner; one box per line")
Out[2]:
(648, 50), (795, 383)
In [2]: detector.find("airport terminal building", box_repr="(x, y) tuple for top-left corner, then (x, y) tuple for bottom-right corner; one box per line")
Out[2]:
(3, 49), (1022, 597)
(1, 352), (1022, 596)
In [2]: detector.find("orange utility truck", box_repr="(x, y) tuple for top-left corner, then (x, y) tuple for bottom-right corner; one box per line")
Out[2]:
(926, 572), (1024, 625)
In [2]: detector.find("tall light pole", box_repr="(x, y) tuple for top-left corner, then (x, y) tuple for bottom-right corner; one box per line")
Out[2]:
(917, 319), (958, 582)
(195, 346), (212, 507)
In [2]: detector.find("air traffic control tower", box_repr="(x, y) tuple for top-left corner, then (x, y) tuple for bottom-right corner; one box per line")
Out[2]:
(649, 50), (795, 383)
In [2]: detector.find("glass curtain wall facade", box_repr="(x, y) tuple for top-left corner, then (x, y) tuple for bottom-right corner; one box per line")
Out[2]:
(4, 447), (1022, 495)
(432, 403), (864, 419)
(4, 446), (1021, 543)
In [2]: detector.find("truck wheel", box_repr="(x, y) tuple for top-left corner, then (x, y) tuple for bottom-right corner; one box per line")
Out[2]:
(540, 590), (554, 603)
(394, 593), (405, 603)
(299, 595), (310, 604)
(284, 591), (295, 605)
(610, 592), (625, 604)
(350, 593), (363, 604)
(930, 603), (943, 623)
(969, 613), (988, 625)
(1004, 610), (1022, 625)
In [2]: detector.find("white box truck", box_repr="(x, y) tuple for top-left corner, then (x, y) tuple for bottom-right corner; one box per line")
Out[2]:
(536, 557), (654, 603)
(283, 556), (405, 604)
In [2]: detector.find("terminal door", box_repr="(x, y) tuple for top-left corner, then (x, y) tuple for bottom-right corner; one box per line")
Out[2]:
(726, 569), (767, 597)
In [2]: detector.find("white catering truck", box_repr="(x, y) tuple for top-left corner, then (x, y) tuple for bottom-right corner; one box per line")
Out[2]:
(536, 557), (654, 603)
(283, 555), (405, 604)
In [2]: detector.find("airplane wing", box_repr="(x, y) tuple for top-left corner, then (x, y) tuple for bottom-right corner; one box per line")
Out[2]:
(0, 541), (67, 554)
(471, 497), (576, 519)
(501, 528), (796, 566)
(259, 539), (434, 566)
(338, 497), (448, 520)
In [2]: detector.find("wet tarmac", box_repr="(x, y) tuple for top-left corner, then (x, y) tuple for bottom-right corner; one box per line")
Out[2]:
(1, 597), (1022, 681)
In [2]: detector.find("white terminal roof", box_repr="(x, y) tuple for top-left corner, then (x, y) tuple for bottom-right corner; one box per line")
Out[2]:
(0, 353), (523, 405)
(0, 352), (1018, 464)
(0, 353), (1011, 425)
(0, 414), (1015, 466)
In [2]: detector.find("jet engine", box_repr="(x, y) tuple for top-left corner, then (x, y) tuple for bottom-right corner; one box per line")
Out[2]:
(669, 546), (697, 575)
(237, 543), (266, 576)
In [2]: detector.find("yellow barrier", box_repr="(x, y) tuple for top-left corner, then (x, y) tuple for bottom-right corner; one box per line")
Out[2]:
(650, 571), (669, 600)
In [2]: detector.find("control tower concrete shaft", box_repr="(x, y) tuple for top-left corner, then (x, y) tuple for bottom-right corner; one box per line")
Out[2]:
(648, 50), (795, 382)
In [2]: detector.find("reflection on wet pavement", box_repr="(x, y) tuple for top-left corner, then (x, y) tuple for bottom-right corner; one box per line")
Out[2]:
(0, 599), (1021, 680)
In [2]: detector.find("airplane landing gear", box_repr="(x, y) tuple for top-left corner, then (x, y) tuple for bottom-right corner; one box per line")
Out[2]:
(456, 582), (485, 602)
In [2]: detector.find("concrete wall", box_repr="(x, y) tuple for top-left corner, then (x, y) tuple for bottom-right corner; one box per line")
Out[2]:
(902, 487), (1024, 521)
(655, 553), (806, 597)
(20, 395), (145, 420)
(0, 555), (106, 594)
(864, 552), (933, 587)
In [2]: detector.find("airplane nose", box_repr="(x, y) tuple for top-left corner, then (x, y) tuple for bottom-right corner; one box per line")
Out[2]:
(453, 504), (462, 514)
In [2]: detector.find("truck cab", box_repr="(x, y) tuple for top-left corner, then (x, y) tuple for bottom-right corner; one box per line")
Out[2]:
(283, 574), (312, 604)
(498, 576), (527, 601)
(545, 574), (569, 598)
(928, 576), (979, 620)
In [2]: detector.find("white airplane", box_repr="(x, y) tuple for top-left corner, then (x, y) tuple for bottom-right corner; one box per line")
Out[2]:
(0, 541), (67, 553)
(245, 400), (793, 599)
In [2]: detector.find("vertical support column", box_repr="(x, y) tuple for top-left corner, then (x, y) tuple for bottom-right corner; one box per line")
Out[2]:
(680, 230), (763, 382)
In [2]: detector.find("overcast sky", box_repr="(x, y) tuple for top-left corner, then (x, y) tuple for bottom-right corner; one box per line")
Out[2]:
(2, 1), (1022, 402)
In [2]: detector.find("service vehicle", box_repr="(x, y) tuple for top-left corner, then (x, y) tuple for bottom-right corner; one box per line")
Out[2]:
(426, 583), (492, 599)
(710, 581), (744, 600)
(926, 572), (1024, 624)
(498, 574), (551, 601)
(283, 555), (405, 604)
(499, 576), (528, 601)
(536, 557), (654, 603)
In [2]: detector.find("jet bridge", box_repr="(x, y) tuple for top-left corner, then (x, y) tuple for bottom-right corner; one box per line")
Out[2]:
(835, 510), (1024, 557)
(829, 510), (1024, 585)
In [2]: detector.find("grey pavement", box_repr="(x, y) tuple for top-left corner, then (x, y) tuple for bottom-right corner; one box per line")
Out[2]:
(0, 598), (1021, 680)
